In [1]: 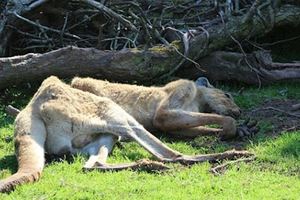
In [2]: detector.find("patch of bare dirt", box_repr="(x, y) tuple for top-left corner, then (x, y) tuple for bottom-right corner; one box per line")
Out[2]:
(244, 99), (300, 136)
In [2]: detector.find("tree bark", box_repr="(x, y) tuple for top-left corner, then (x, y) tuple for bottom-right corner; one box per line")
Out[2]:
(0, 1), (300, 88)
(0, 46), (176, 88)
(0, 46), (299, 89)
(179, 51), (300, 84)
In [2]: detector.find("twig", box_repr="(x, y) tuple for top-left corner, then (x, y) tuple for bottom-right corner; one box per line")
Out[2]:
(210, 156), (256, 175)
(28, 0), (50, 10)
(100, 37), (137, 48)
(243, 0), (263, 23)
(260, 35), (300, 47)
(156, 28), (204, 80)
(60, 12), (69, 46)
(6, 105), (20, 117)
(280, 125), (300, 133)
(83, 159), (170, 172)
(219, 12), (262, 88)
(13, 12), (81, 40)
(80, 0), (138, 32)
(252, 106), (300, 118)
(66, 13), (99, 31)
(6, 25), (43, 39)
(291, 103), (300, 111)
(173, 150), (254, 165)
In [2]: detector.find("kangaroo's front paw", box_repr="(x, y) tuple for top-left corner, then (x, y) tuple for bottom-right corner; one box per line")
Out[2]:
(221, 117), (237, 139)
(236, 119), (259, 138)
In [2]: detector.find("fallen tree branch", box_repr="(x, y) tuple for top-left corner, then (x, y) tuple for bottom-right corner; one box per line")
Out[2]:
(83, 159), (170, 172)
(252, 106), (300, 118)
(210, 156), (256, 175)
(188, 4), (300, 61)
(174, 150), (254, 165)
(13, 12), (81, 40)
(85, 150), (254, 171)
(80, 0), (138, 32)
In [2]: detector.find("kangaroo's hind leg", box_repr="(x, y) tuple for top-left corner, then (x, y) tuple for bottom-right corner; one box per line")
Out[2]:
(81, 100), (252, 167)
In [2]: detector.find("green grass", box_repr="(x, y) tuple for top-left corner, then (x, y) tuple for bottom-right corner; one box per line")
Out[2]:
(0, 82), (299, 199)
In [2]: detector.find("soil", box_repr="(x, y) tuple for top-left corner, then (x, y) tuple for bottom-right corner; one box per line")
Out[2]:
(243, 99), (300, 137)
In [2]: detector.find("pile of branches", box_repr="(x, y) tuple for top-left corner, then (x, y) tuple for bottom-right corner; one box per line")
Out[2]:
(0, 0), (300, 88)
(6, 0), (262, 55)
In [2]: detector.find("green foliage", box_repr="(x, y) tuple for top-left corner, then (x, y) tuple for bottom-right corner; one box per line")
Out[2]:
(0, 83), (299, 199)
(232, 82), (300, 109)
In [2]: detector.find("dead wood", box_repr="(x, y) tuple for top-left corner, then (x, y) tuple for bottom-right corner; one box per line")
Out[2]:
(0, 46), (177, 89)
(179, 50), (300, 85)
(291, 104), (300, 111)
(0, 47), (299, 89)
(0, 0), (50, 55)
(84, 150), (254, 172)
(0, 1), (300, 87)
(210, 156), (256, 175)
(83, 159), (170, 172)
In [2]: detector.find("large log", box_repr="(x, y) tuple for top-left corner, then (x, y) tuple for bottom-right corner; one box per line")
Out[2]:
(0, 47), (299, 89)
(0, 46), (177, 88)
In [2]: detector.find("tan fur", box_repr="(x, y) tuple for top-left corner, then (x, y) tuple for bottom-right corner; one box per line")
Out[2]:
(1, 76), (171, 192)
(0, 76), (244, 193)
(71, 77), (241, 138)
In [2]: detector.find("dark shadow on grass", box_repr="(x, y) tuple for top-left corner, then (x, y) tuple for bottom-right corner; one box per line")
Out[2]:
(0, 154), (18, 174)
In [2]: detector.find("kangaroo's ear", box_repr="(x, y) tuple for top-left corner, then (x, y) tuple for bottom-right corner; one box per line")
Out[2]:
(195, 77), (214, 88)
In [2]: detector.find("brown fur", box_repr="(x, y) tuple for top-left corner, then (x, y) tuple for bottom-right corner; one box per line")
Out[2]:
(71, 77), (241, 138)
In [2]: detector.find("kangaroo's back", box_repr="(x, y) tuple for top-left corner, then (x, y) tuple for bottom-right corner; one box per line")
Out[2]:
(71, 78), (166, 130)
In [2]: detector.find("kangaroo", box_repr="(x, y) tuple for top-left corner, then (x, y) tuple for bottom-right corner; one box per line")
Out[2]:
(71, 77), (251, 140)
(0, 76), (252, 193)
(0, 76), (252, 192)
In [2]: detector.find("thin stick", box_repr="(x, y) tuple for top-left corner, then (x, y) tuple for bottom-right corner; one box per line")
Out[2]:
(81, 0), (138, 32)
(13, 12), (81, 40)
(291, 103), (300, 111)
(100, 37), (137, 48)
(210, 156), (256, 175)
(219, 12), (262, 88)
(28, 0), (49, 9)
(84, 159), (169, 172)
(254, 107), (300, 118)
(243, 0), (263, 23)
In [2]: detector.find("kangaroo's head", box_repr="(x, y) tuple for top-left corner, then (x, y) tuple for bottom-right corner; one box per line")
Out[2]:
(195, 77), (241, 118)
